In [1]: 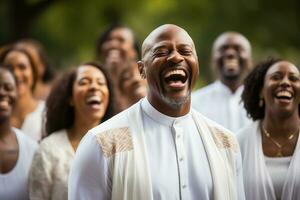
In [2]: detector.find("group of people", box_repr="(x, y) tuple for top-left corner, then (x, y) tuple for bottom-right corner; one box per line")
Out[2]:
(0, 23), (299, 200)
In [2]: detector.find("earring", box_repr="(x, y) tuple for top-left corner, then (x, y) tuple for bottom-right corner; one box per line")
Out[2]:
(259, 98), (264, 107)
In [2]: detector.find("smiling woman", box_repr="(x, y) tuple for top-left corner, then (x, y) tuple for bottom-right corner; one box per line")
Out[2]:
(28, 62), (114, 200)
(0, 67), (38, 199)
(0, 46), (44, 142)
(238, 58), (300, 200)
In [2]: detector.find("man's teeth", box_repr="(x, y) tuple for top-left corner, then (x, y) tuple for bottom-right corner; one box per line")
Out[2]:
(164, 69), (186, 79)
(276, 91), (292, 98)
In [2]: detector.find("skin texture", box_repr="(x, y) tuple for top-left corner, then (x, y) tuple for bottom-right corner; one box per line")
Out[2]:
(0, 68), (18, 173)
(138, 24), (199, 117)
(212, 32), (252, 92)
(261, 61), (300, 156)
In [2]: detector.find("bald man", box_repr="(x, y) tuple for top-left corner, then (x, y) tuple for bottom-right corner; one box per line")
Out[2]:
(68, 25), (245, 200)
(192, 32), (253, 132)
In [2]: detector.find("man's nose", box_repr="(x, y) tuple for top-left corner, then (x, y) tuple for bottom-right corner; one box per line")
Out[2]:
(167, 51), (184, 64)
(224, 48), (237, 59)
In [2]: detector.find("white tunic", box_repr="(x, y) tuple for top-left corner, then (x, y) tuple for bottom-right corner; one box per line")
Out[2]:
(69, 98), (244, 200)
(192, 81), (251, 132)
(265, 156), (291, 199)
(29, 130), (75, 200)
(21, 101), (45, 141)
(238, 121), (300, 200)
(0, 128), (38, 200)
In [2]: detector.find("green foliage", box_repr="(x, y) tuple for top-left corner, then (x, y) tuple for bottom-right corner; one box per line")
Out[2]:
(1, 0), (299, 87)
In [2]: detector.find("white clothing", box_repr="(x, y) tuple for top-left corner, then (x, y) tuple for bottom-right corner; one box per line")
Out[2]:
(69, 98), (245, 200)
(0, 128), (38, 200)
(29, 130), (75, 200)
(192, 80), (251, 132)
(21, 101), (45, 141)
(265, 156), (291, 199)
(238, 121), (300, 200)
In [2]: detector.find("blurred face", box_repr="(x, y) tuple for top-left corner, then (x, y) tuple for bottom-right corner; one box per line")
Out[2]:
(101, 27), (137, 66)
(15, 43), (45, 80)
(213, 33), (251, 82)
(262, 61), (300, 117)
(139, 25), (199, 114)
(71, 65), (109, 122)
(119, 62), (147, 104)
(3, 50), (34, 96)
(0, 69), (17, 122)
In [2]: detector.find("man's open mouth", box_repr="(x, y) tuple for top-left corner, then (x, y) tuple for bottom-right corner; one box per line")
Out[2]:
(163, 69), (188, 88)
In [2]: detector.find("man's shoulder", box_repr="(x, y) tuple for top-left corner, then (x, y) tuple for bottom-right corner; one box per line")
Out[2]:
(88, 108), (135, 158)
(193, 110), (239, 151)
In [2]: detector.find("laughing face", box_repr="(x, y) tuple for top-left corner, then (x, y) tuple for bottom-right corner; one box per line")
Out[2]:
(138, 24), (199, 116)
(101, 27), (137, 67)
(213, 32), (251, 83)
(71, 65), (110, 123)
(262, 61), (300, 117)
(0, 68), (17, 122)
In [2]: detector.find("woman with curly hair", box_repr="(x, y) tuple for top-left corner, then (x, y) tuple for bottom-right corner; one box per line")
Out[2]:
(238, 58), (300, 200)
(29, 62), (114, 200)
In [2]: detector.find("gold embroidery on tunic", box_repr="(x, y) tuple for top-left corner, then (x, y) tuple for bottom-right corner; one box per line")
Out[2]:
(210, 127), (238, 152)
(95, 127), (133, 157)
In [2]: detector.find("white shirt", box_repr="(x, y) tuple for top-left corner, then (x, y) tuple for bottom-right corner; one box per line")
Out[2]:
(29, 130), (75, 200)
(265, 156), (291, 200)
(21, 101), (45, 141)
(0, 128), (38, 200)
(192, 81), (251, 133)
(69, 98), (215, 200)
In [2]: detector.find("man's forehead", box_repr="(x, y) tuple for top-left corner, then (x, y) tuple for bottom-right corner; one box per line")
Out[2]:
(214, 33), (250, 49)
(142, 24), (194, 55)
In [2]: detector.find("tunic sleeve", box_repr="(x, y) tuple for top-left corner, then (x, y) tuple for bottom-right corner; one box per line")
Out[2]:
(29, 143), (54, 200)
(68, 132), (111, 200)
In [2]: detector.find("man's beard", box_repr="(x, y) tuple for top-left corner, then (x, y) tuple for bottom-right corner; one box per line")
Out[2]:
(162, 93), (191, 110)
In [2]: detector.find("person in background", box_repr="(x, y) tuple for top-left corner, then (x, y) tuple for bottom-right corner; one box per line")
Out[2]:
(116, 60), (147, 110)
(69, 24), (245, 200)
(0, 67), (38, 200)
(29, 62), (114, 200)
(96, 23), (146, 113)
(0, 46), (44, 141)
(238, 58), (300, 199)
(192, 32), (252, 132)
(14, 39), (56, 100)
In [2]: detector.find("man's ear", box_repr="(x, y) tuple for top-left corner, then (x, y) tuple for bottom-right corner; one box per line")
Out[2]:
(137, 61), (146, 79)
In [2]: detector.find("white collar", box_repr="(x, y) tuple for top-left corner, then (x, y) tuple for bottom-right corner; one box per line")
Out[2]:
(141, 97), (191, 127)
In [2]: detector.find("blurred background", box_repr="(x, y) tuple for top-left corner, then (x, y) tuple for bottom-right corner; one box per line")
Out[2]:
(0, 0), (299, 88)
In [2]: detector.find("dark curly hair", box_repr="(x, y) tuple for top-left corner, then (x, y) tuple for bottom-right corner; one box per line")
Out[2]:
(242, 58), (287, 120)
(0, 46), (38, 92)
(95, 23), (140, 60)
(44, 62), (114, 136)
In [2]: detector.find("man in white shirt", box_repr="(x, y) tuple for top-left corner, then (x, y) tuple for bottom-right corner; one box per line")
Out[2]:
(192, 32), (252, 132)
(68, 24), (245, 200)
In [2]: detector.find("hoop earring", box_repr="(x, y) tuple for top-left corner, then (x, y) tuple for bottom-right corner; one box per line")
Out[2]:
(259, 98), (264, 107)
